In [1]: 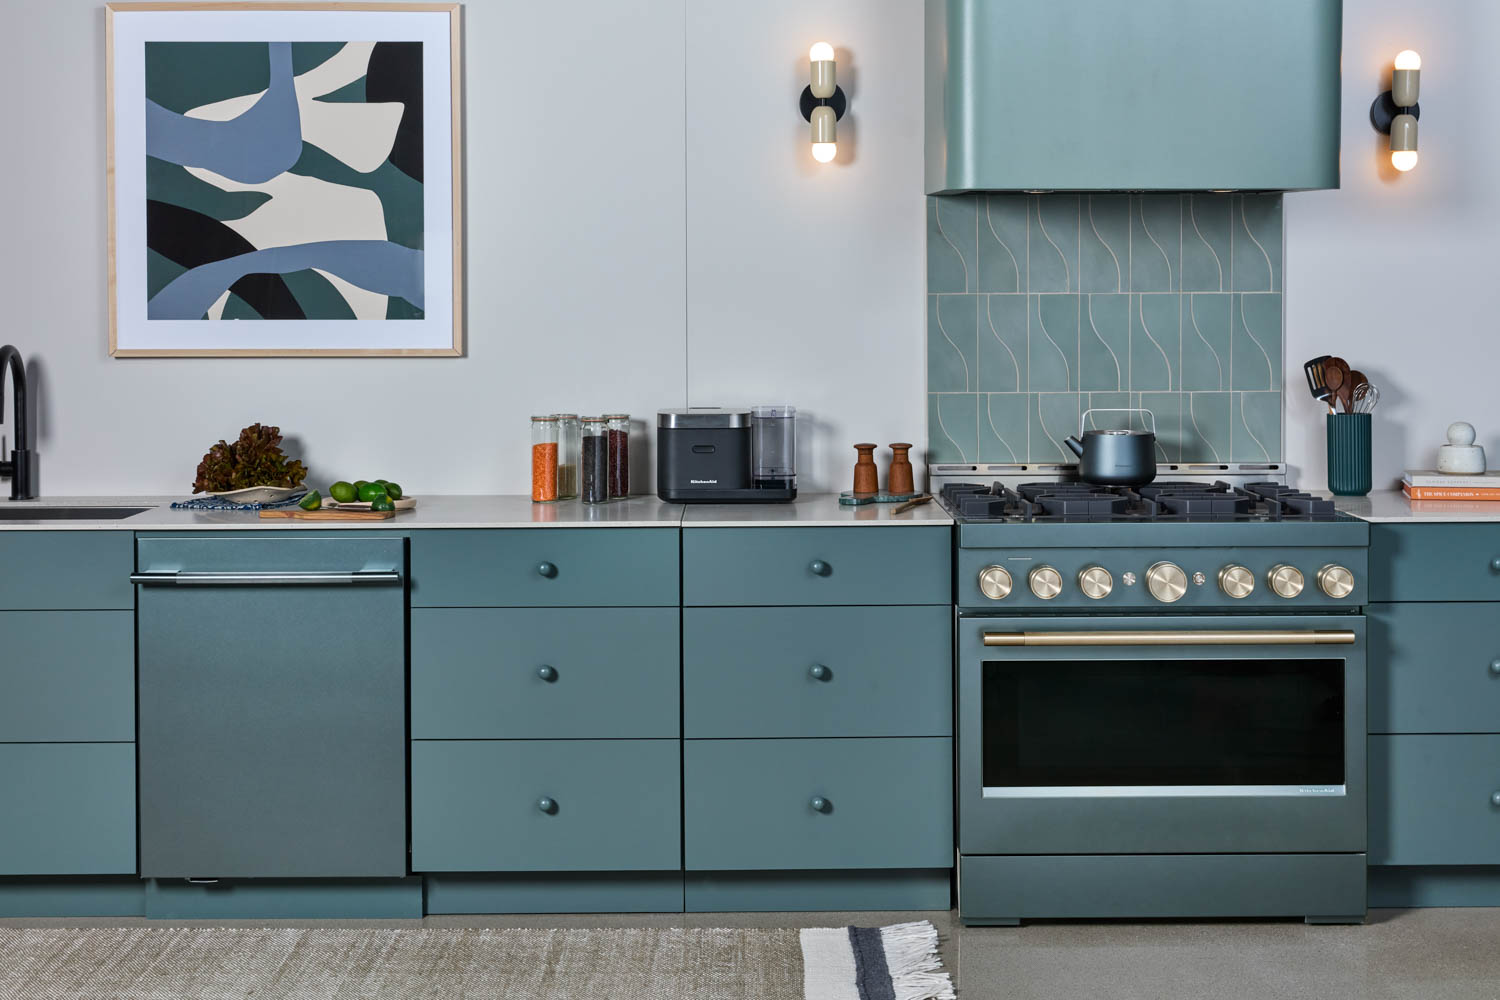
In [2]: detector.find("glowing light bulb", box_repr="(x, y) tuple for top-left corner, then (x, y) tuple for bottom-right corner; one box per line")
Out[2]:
(812, 142), (837, 163)
(809, 42), (835, 62)
(1391, 149), (1419, 171)
(1394, 49), (1421, 70)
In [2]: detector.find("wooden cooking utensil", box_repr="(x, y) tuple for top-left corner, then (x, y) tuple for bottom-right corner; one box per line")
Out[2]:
(1325, 357), (1352, 414)
(891, 494), (932, 515)
(1348, 369), (1369, 400)
(1303, 356), (1334, 412)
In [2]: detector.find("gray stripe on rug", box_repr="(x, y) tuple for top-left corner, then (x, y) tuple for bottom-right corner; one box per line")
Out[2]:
(848, 925), (896, 1000)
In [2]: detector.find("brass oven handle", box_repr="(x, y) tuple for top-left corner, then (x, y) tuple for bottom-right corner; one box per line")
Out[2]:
(982, 629), (1358, 647)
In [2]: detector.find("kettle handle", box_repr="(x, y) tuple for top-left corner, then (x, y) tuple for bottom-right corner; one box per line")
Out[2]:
(1080, 408), (1156, 435)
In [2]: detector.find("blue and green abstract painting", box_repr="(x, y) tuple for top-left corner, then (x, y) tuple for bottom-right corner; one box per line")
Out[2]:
(144, 41), (424, 321)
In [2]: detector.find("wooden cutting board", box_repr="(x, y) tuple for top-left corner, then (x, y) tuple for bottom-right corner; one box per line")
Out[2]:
(259, 508), (397, 521)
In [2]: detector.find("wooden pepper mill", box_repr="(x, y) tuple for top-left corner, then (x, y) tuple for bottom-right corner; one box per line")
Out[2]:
(887, 443), (915, 495)
(852, 443), (879, 495)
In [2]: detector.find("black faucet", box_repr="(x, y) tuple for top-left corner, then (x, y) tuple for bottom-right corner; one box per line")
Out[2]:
(0, 345), (36, 500)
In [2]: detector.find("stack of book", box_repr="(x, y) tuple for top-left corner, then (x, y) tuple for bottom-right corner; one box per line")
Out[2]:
(1402, 471), (1500, 501)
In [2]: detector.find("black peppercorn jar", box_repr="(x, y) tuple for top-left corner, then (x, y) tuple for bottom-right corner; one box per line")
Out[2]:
(580, 417), (610, 504)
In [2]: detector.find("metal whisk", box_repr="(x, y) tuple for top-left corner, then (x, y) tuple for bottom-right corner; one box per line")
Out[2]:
(1351, 382), (1379, 414)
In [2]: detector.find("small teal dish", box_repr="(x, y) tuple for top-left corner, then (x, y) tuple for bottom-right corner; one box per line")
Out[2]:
(1327, 414), (1373, 496)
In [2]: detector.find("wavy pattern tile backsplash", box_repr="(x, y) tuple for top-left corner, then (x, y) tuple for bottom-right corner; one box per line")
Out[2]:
(926, 193), (1283, 466)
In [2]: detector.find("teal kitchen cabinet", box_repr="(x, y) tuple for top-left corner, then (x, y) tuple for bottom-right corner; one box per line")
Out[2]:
(925, 0), (1342, 193)
(0, 533), (135, 882)
(1368, 523), (1500, 906)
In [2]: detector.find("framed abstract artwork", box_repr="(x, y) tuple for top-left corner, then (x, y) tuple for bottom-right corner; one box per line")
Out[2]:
(106, 2), (462, 356)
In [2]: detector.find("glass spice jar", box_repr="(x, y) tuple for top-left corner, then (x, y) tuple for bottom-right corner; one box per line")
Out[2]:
(580, 417), (610, 504)
(530, 415), (559, 502)
(604, 413), (630, 498)
(552, 414), (580, 500)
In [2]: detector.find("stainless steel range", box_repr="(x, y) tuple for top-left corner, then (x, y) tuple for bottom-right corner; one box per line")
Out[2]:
(940, 478), (1369, 926)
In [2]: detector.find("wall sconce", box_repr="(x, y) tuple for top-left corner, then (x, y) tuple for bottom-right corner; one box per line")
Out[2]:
(800, 41), (847, 163)
(1370, 49), (1421, 172)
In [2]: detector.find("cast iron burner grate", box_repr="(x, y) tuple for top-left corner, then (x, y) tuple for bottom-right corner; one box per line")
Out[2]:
(938, 480), (1341, 523)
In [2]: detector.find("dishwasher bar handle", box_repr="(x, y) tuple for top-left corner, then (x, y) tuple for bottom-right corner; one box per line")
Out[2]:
(982, 629), (1357, 647)
(130, 571), (401, 586)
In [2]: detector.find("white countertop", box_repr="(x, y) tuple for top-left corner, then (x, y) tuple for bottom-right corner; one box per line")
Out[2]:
(0, 493), (949, 530)
(1329, 490), (1500, 524)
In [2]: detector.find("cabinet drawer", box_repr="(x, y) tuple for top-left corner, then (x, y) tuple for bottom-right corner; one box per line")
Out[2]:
(683, 527), (950, 606)
(1370, 524), (1500, 602)
(411, 529), (678, 607)
(1369, 603), (1500, 734)
(412, 608), (679, 739)
(683, 606), (952, 738)
(0, 743), (136, 875)
(1369, 735), (1500, 865)
(412, 740), (681, 872)
(684, 738), (953, 871)
(0, 532), (133, 610)
(0, 611), (134, 741)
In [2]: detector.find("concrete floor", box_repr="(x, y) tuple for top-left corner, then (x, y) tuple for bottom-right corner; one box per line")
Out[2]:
(5, 908), (1500, 999)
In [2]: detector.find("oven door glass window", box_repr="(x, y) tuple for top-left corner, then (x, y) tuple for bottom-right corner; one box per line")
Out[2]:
(982, 658), (1344, 790)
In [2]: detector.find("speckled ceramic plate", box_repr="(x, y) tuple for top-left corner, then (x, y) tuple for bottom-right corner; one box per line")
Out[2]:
(208, 485), (306, 504)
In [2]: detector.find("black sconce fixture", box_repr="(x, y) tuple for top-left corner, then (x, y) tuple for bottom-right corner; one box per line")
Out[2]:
(800, 42), (847, 163)
(1370, 50), (1421, 172)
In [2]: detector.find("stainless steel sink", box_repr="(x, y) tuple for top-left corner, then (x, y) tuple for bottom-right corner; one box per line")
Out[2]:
(0, 506), (150, 520)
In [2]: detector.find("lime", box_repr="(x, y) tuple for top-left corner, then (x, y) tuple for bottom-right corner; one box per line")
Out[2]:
(375, 479), (390, 487)
(357, 481), (389, 502)
(328, 481), (357, 503)
(370, 495), (396, 512)
(384, 482), (404, 500)
(354, 480), (370, 489)
(298, 490), (322, 511)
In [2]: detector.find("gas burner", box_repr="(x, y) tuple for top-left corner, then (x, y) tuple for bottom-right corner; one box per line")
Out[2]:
(1035, 492), (1129, 519)
(1244, 481), (1337, 516)
(1016, 482), (1102, 501)
(1154, 493), (1253, 517)
(937, 478), (1349, 524)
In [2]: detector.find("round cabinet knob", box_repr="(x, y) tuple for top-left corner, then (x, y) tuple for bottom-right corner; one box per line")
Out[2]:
(536, 561), (558, 578)
(1491, 659), (1500, 676)
(809, 560), (831, 577)
(1028, 565), (1063, 600)
(809, 664), (831, 681)
(1317, 564), (1356, 599)
(977, 565), (1014, 601)
(1492, 791), (1500, 808)
(1145, 561), (1188, 604)
(1077, 566), (1113, 600)
(537, 797), (557, 814)
(1219, 565), (1255, 599)
(1491, 557), (1500, 573)
(810, 796), (830, 813)
(1268, 564), (1305, 599)
(537, 665), (558, 682)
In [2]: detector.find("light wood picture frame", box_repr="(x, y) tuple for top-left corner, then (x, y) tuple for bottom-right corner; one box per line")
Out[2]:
(106, 2), (463, 357)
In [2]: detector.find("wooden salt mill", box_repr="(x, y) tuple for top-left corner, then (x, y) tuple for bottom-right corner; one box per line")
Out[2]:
(852, 443), (879, 495)
(887, 443), (915, 495)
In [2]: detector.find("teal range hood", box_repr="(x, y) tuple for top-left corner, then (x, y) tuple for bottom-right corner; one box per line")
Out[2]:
(925, 0), (1342, 194)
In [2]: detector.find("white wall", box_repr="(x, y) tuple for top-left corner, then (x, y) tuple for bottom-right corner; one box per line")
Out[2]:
(1, 0), (924, 496)
(1285, 0), (1500, 488)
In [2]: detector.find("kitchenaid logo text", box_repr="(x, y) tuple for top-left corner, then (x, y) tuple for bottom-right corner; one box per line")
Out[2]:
(690, 479), (718, 484)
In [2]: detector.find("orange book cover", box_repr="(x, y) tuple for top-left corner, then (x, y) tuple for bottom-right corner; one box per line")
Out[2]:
(1402, 486), (1500, 500)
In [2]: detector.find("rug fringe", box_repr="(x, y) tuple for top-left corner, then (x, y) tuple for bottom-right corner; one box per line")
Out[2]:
(879, 921), (956, 1000)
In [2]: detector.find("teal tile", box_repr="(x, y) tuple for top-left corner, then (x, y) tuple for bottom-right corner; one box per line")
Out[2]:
(1083, 392), (1132, 431)
(1129, 294), (1179, 391)
(929, 393), (977, 463)
(979, 393), (1028, 462)
(928, 196), (976, 293)
(1180, 194), (1231, 292)
(978, 196), (1026, 293)
(978, 295), (1026, 392)
(1080, 293), (1128, 391)
(1183, 391), (1233, 463)
(927, 295), (975, 392)
(1080, 195), (1128, 293)
(1180, 293), (1231, 391)
(1136, 391), (1182, 462)
(1231, 293), (1282, 390)
(1029, 195), (1078, 292)
(1232, 391), (1282, 462)
(1231, 194), (1282, 292)
(1032, 393), (1082, 463)
(1029, 294), (1078, 391)
(1129, 195), (1179, 292)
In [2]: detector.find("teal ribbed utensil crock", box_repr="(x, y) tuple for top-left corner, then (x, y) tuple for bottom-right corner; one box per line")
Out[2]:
(1327, 413), (1372, 496)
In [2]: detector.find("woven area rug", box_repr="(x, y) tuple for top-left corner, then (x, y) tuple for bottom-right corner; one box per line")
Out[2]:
(0, 921), (954, 1000)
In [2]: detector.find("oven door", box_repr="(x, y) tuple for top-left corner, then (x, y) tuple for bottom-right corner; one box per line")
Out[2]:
(958, 614), (1365, 856)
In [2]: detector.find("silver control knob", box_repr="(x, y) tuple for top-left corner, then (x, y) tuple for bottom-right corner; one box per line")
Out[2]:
(1218, 564), (1256, 599)
(1268, 564), (1305, 599)
(1028, 565), (1063, 600)
(1078, 566), (1113, 600)
(977, 565), (1014, 601)
(1145, 561), (1188, 603)
(1316, 563), (1356, 599)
